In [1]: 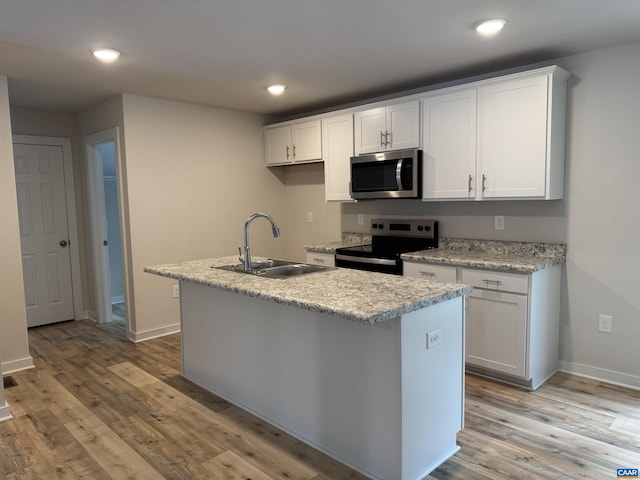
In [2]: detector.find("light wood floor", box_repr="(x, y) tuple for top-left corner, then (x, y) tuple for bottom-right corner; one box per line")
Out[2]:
(1, 320), (639, 479)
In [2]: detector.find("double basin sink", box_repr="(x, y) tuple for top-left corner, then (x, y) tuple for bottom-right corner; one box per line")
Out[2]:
(215, 259), (334, 279)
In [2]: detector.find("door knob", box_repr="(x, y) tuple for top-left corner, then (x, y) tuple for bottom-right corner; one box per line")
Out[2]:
(59, 240), (68, 247)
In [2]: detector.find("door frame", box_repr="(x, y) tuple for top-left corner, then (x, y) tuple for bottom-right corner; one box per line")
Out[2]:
(84, 127), (129, 327)
(12, 135), (83, 320)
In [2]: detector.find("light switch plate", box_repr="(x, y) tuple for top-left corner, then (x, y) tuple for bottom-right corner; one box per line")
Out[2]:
(495, 215), (505, 230)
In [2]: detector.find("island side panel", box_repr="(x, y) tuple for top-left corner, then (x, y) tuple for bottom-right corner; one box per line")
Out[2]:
(179, 281), (403, 480)
(400, 297), (464, 479)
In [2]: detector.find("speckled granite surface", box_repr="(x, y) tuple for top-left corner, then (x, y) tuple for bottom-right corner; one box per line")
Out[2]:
(303, 232), (371, 254)
(145, 256), (471, 325)
(402, 238), (566, 273)
(304, 235), (566, 273)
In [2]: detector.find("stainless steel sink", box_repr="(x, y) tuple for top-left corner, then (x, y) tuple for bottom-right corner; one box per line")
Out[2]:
(214, 259), (335, 279)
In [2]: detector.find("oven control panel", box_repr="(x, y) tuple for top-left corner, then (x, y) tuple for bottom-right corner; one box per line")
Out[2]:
(370, 219), (437, 239)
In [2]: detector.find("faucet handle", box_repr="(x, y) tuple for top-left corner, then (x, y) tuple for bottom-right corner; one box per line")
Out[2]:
(238, 246), (244, 263)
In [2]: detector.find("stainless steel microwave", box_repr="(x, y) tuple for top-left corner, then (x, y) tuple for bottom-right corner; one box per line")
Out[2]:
(350, 149), (422, 199)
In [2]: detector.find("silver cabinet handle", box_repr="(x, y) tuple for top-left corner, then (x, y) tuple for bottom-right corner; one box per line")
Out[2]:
(292, 144), (297, 158)
(380, 131), (386, 147)
(385, 130), (391, 147)
(286, 145), (290, 159)
(468, 174), (473, 193)
(419, 271), (436, 277)
(482, 279), (503, 286)
(312, 257), (325, 264)
(482, 174), (487, 192)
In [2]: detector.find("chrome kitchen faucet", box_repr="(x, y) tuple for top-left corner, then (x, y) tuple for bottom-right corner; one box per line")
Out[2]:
(239, 212), (280, 271)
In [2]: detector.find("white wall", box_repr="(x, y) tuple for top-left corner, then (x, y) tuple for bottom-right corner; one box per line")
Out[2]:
(0, 76), (32, 373)
(119, 94), (284, 340)
(340, 41), (640, 388)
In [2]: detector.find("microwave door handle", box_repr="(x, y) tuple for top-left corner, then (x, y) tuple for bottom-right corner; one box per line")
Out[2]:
(396, 159), (404, 191)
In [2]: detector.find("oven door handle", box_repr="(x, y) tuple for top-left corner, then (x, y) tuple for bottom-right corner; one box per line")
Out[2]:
(335, 254), (397, 266)
(396, 159), (404, 191)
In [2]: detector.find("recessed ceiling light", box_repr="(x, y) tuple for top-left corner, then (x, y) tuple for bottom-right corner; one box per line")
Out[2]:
(267, 84), (286, 96)
(476, 19), (507, 36)
(90, 47), (122, 63)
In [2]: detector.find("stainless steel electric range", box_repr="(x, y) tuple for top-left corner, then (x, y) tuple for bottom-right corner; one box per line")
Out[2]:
(335, 219), (438, 275)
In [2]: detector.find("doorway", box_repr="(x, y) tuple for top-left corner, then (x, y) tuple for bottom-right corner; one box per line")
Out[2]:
(85, 128), (129, 331)
(97, 141), (126, 325)
(12, 135), (83, 327)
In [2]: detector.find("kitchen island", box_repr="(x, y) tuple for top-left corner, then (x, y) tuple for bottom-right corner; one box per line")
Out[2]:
(145, 257), (471, 480)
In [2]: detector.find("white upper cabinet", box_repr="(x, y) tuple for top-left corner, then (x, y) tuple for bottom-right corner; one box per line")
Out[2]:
(478, 75), (550, 199)
(422, 66), (570, 201)
(354, 100), (420, 154)
(264, 120), (322, 166)
(322, 113), (355, 202)
(422, 89), (477, 199)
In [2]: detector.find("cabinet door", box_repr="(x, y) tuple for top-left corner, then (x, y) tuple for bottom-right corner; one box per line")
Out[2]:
(265, 126), (292, 166)
(466, 289), (528, 377)
(422, 90), (477, 199)
(354, 107), (386, 154)
(305, 252), (336, 267)
(386, 100), (420, 151)
(323, 114), (355, 202)
(478, 75), (549, 198)
(292, 120), (322, 163)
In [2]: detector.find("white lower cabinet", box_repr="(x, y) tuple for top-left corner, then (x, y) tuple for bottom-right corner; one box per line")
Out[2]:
(404, 262), (561, 389)
(305, 252), (335, 267)
(466, 289), (527, 378)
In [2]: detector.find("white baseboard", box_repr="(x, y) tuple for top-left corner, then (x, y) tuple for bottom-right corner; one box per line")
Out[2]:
(0, 402), (12, 423)
(129, 323), (181, 343)
(1, 356), (34, 375)
(558, 361), (640, 391)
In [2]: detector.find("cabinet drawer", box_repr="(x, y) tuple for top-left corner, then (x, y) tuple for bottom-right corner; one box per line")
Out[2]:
(305, 252), (335, 267)
(461, 268), (528, 294)
(403, 262), (457, 283)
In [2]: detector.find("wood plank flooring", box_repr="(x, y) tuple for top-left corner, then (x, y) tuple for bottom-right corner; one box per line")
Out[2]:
(1, 319), (639, 479)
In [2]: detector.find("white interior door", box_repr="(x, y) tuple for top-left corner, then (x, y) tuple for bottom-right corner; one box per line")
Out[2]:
(14, 144), (74, 327)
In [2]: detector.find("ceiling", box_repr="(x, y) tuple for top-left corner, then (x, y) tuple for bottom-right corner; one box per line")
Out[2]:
(2, 0), (640, 117)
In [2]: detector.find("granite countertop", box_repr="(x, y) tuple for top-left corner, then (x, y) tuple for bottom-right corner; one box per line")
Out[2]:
(401, 238), (566, 273)
(145, 256), (471, 325)
(304, 235), (566, 274)
(304, 232), (372, 253)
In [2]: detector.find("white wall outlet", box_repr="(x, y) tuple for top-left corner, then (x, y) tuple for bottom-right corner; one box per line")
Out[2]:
(494, 215), (505, 230)
(357, 214), (365, 225)
(173, 284), (180, 299)
(598, 314), (612, 333)
(426, 329), (442, 349)
(307, 211), (314, 223)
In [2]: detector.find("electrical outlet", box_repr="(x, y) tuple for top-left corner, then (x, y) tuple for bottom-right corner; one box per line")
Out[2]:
(307, 211), (314, 223)
(598, 314), (612, 333)
(495, 215), (505, 230)
(357, 214), (365, 225)
(426, 329), (442, 349)
(173, 284), (180, 299)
